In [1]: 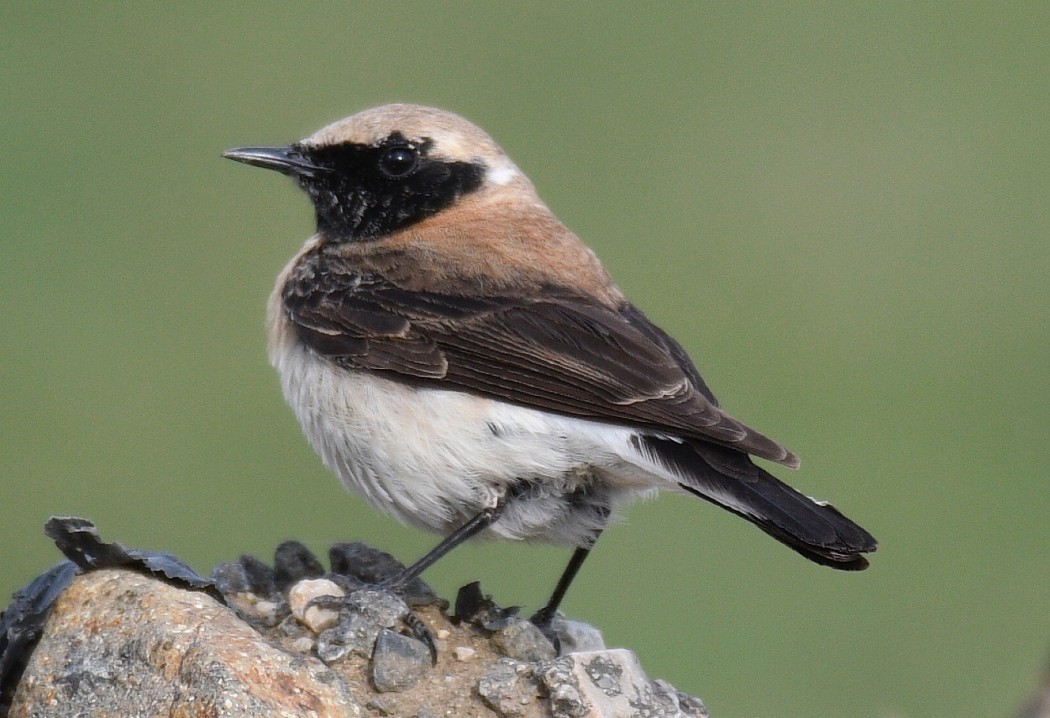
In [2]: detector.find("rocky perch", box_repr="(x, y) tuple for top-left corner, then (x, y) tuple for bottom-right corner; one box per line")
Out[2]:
(1, 518), (707, 718)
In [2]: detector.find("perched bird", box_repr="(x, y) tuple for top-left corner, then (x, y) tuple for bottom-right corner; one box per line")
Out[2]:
(224, 104), (876, 627)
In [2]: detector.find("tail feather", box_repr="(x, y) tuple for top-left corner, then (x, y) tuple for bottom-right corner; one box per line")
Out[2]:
(632, 435), (877, 570)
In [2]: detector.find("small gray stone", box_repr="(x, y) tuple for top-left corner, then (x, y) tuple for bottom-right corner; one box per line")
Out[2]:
(316, 590), (410, 664)
(316, 623), (354, 663)
(553, 619), (606, 654)
(209, 561), (253, 594)
(366, 696), (398, 715)
(276, 613), (310, 639)
(346, 589), (411, 625)
(371, 629), (431, 692)
(477, 657), (540, 717)
(492, 617), (557, 662)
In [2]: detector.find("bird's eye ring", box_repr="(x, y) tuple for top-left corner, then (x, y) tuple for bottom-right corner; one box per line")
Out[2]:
(378, 146), (419, 178)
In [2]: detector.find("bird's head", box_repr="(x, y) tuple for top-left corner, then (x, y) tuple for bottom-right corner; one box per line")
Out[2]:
(224, 104), (530, 242)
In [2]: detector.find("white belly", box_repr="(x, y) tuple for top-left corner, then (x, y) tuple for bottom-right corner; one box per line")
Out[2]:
(270, 337), (664, 546)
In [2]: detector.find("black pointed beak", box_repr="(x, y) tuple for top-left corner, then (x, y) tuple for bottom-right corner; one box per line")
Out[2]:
(222, 145), (329, 178)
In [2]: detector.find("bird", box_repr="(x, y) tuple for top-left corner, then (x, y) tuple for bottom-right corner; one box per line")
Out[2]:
(223, 104), (876, 628)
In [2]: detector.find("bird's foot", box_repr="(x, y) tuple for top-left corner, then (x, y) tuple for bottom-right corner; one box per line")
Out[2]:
(528, 604), (562, 653)
(213, 539), (442, 664)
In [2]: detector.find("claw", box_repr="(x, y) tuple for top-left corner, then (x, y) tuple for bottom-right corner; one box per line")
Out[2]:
(401, 611), (438, 665)
(528, 609), (562, 654)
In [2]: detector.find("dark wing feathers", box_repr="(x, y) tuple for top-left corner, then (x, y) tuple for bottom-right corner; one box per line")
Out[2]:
(619, 303), (721, 405)
(633, 435), (876, 568)
(443, 304), (793, 458)
(282, 263), (798, 465)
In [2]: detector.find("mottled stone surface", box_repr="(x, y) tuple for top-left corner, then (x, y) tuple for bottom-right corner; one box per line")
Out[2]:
(477, 658), (544, 717)
(9, 568), (708, 717)
(371, 629), (431, 692)
(9, 570), (362, 718)
(540, 649), (709, 718)
(492, 617), (558, 662)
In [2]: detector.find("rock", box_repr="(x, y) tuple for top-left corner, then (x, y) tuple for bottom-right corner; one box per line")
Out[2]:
(477, 658), (543, 718)
(540, 649), (710, 718)
(315, 590), (409, 664)
(371, 629), (431, 692)
(327, 543), (443, 608)
(492, 617), (558, 662)
(454, 646), (477, 662)
(454, 580), (520, 630)
(7, 554), (708, 718)
(539, 658), (591, 718)
(273, 540), (326, 590)
(364, 695), (398, 715)
(287, 577), (345, 633)
(554, 619), (606, 654)
(8, 570), (362, 718)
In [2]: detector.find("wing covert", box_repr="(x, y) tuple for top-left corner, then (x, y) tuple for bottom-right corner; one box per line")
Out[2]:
(281, 265), (798, 466)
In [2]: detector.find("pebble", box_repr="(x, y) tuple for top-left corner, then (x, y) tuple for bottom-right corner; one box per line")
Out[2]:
(253, 600), (279, 624)
(287, 578), (345, 633)
(316, 590), (410, 664)
(555, 619), (606, 654)
(453, 646), (476, 662)
(491, 618), (557, 662)
(371, 629), (431, 692)
(289, 636), (315, 653)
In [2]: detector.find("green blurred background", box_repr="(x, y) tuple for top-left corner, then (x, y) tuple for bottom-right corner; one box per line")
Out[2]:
(3, 4), (1048, 716)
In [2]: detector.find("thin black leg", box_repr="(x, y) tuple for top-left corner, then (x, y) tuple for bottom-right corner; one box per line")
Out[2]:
(530, 543), (596, 628)
(381, 498), (506, 590)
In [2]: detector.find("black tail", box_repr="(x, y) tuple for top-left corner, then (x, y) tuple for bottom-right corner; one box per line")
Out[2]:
(632, 435), (877, 570)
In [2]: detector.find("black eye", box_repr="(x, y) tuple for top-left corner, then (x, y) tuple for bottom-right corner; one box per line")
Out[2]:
(378, 146), (418, 178)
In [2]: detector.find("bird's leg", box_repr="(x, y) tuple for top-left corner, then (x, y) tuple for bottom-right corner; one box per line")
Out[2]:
(306, 500), (509, 665)
(380, 495), (507, 591)
(530, 542), (596, 630)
